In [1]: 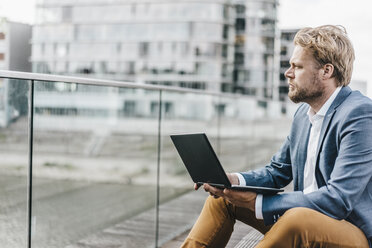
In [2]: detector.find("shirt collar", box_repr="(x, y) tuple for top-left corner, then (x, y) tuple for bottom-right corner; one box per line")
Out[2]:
(307, 87), (342, 122)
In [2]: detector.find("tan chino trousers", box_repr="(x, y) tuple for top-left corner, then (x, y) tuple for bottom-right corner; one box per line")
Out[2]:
(181, 196), (369, 248)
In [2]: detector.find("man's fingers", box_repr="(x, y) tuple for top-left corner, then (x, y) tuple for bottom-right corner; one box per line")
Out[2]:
(204, 184), (224, 197)
(194, 183), (202, 190)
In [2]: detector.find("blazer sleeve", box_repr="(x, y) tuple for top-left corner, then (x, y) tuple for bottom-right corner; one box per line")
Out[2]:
(240, 135), (293, 189)
(261, 102), (372, 225)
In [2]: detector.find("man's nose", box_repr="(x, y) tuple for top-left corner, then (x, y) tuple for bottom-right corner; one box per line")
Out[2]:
(285, 67), (294, 79)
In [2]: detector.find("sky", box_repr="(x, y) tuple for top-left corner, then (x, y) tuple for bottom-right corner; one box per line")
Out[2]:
(0, 0), (371, 97)
(278, 0), (372, 97)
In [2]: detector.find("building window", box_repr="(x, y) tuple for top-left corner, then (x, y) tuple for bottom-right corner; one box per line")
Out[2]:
(128, 62), (135, 75)
(223, 5), (229, 18)
(150, 102), (159, 117)
(280, 73), (286, 81)
(222, 44), (228, 58)
(215, 104), (226, 115)
(280, 60), (289, 68)
(223, 25), (229, 39)
(41, 43), (45, 54)
(236, 5), (246, 14)
(62, 6), (72, 22)
(131, 4), (136, 15)
(236, 18), (245, 32)
(139, 42), (149, 57)
(116, 43), (121, 53)
(151, 101), (173, 118)
(0, 32), (5, 40)
(280, 46), (287, 56)
(0, 53), (4, 60)
(123, 101), (136, 117)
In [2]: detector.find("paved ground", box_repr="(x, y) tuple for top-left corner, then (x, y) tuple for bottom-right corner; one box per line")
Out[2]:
(0, 175), (187, 248)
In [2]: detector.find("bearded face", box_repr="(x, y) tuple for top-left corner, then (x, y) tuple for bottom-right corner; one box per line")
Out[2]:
(288, 72), (324, 103)
(285, 46), (325, 104)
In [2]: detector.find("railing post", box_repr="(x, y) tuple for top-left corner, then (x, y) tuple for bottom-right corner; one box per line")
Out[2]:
(155, 90), (162, 248)
(27, 80), (34, 248)
(217, 95), (221, 156)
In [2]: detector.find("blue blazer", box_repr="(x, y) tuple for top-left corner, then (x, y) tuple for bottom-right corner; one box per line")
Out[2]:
(241, 86), (372, 244)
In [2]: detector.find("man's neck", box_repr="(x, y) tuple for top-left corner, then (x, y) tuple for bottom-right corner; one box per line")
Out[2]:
(308, 85), (338, 113)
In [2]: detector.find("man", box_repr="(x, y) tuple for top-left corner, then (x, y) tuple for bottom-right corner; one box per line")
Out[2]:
(181, 25), (372, 248)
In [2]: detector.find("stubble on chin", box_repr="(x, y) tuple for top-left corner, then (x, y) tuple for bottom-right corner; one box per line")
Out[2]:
(288, 76), (324, 104)
(288, 86), (306, 103)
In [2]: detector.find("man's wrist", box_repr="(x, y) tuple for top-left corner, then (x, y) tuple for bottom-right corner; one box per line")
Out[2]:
(234, 173), (246, 186)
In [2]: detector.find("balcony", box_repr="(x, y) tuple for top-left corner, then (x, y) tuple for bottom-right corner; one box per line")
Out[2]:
(0, 70), (292, 247)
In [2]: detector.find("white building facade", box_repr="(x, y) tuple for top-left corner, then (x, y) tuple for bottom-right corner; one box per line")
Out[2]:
(31, 0), (282, 122)
(32, 0), (236, 92)
(0, 18), (32, 127)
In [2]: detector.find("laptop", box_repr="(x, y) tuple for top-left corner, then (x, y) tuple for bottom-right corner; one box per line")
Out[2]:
(170, 133), (284, 195)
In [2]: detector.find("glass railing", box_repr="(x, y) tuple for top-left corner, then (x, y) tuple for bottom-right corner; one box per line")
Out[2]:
(0, 70), (291, 248)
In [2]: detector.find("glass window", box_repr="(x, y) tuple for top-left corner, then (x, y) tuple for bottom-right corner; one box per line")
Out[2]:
(175, 62), (193, 74)
(56, 43), (68, 57)
(193, 43), (218, 57)
(236, 18), (245, 32)
(75, 25), (105, 41)
(198, 62), (219, 76)
(123, 100), (136, 117)
(36, 7), (61, 23)
(121, 44), (138, 60)
(193, 23), (222, 40)
(73, 5), (131, 22)
(223, 25), (229, 39)
(236, 4), (246, 14)
(139, 42), (149, 57)
(280, 46), (287, 56)
(62, 6), (72, 22)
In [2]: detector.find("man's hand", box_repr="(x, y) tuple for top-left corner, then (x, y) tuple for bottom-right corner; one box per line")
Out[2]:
(193, 173), (239, 191)
(194, 182), (203, 190)
(193, 173), (256, 212)
(201, 184), (256, 212)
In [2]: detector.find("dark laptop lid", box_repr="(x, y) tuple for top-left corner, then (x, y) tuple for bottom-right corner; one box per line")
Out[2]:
(170, 133), (231, 187)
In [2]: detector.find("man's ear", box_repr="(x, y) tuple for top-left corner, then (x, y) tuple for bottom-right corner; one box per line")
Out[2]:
(321, 63), (334, 80)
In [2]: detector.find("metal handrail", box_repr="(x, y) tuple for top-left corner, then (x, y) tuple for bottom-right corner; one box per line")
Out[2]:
(0, 70), (274, 102)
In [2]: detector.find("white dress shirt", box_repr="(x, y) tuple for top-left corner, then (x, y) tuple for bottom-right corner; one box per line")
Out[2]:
(237, 87), (342, 219)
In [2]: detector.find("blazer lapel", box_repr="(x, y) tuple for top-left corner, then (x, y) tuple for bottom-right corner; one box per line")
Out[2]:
(297, 120), (311, 191)
(314, 86), (352, 186)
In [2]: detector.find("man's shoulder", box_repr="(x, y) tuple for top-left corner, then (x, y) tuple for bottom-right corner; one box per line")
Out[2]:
(339, 90), (372, 114)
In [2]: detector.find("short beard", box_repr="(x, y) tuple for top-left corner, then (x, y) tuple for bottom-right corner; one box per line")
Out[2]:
(288, 74), (324, 103)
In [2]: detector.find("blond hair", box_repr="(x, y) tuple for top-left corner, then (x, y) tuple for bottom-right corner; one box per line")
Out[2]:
(294, 25), (355, 86)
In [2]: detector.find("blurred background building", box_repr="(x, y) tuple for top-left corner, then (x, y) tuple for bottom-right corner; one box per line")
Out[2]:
(31, 0), (236, 92)
(30, 0), (281, 122)
(232, 0), (279, 99)
(0, 18), (31, 127)
(278, 28), (297, 102)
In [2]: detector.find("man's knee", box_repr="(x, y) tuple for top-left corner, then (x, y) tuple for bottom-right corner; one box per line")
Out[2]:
(277, 207), (317, 234)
